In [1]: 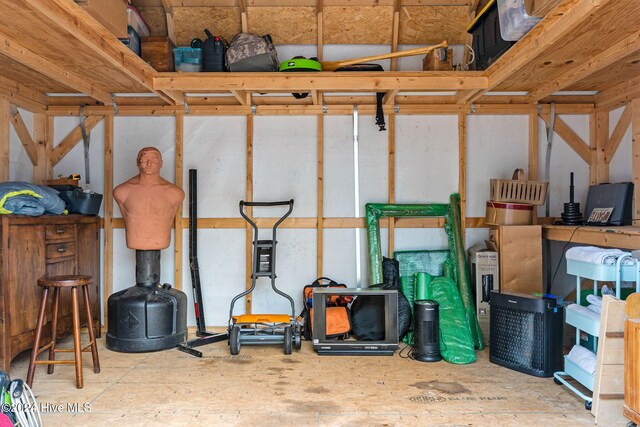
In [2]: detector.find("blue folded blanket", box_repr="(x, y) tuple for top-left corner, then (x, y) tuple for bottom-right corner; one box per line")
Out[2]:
(0, 182), (67, 216)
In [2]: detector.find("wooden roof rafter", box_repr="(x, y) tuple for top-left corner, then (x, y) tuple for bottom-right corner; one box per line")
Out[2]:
(0, 30), (112, 105)
(526, 28), (640, 103)
(20, 0), (183, 106)
(0, 75), (48, 112)
(456, 0), (620, 105)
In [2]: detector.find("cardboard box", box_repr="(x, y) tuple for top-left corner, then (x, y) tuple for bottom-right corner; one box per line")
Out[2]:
(422, 48), (453, 71)
(75, 0), (128, 38)
(489, 225), (542, 294)
(524, 0), (562, 18)
(142, 37), (176, 72)
(485, 200), (534, 226)
(468, 244), (499, 345)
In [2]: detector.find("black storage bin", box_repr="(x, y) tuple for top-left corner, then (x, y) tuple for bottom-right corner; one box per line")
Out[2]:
(467, 0), (516, 70)
(49, 185), (103, 215)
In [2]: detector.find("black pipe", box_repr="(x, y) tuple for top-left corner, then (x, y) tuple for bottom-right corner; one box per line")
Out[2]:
(189, 169), (207, 335)
(136, 250), (160, 287)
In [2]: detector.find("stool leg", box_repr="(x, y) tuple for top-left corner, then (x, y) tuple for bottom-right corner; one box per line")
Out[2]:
(82, 285), (100, 374)
(26, 287), (49, 388)
(71, 286), (83, 389)
(47, 287), (60, 375)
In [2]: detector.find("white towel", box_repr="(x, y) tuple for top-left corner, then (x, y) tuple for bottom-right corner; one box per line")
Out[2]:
(567, 303), (601, 322)
(566, 345), (597, 375)
(586, 294), (602, 306)
(587, 304), (602, 315)
(566, 246), (634, 265)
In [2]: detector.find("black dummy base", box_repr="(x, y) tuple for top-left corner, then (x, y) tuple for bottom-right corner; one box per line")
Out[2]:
(106, 250), (187, 352)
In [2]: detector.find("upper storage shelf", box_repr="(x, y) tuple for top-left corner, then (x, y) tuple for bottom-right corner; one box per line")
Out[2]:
(1, 0), (640, 113)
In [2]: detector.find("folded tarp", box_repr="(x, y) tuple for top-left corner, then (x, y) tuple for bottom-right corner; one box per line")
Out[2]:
(414, 272), (476, 364)
(0, 182), (66, 216)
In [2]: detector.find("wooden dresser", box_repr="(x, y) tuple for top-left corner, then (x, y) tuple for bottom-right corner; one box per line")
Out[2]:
(0, 215), (100, 373)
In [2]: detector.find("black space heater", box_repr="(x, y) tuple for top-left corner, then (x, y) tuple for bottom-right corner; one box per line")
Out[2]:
(489, 291), (563, 377)
(106, 250), (187, 352)
(413, 300), (441, 362)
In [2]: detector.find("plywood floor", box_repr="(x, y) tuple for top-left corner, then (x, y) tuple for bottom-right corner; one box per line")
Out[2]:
(10, 333), (608, 426)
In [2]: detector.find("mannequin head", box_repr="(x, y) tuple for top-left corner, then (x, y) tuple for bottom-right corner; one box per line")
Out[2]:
(137, 147), (163, 176)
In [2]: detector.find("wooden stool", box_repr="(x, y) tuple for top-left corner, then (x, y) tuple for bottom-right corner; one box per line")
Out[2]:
(26, 275), (100, 389)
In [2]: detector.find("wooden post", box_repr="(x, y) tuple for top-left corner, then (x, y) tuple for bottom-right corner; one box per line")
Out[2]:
(0, 98), (9, 181)
(387, 112), (396, 257)
(245, 114), (253, 313)
(32, 113), (49, 184)
(316, 2), (323, 62)
(529, 111), (538, 223)
(590, 111), (609, 184)
(458, 112), (466, 244)
(174, 114), (184, 290)
(103, 113), (114, 326)
(317, 113), (324, 278)
(632, 99), (640, 226)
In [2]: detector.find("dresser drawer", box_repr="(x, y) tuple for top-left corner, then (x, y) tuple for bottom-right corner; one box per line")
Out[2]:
(46, 241), (76, 260)
(45, 224), (75, 241)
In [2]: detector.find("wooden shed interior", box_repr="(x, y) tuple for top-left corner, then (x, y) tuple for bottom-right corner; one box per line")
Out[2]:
(2, 0), (640, 425)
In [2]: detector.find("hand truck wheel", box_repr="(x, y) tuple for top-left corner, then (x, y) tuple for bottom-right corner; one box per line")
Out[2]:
(294, 330), (302, 350)
(230, 325), (241, 355)
(284, 326), (293, 355)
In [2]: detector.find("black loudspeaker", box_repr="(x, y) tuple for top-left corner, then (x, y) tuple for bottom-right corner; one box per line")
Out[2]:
(413, 300), (441, 362)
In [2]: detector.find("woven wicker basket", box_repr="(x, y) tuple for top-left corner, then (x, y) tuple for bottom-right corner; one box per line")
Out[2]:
(490, 169), (548, 205)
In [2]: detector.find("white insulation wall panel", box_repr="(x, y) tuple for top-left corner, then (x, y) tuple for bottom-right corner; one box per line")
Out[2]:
(466, 115), (529, 218)
(609, 106), (633, 183)
(253, 116), (317, 217)
(183, 116), (246, 218)
(181, 228), (246, 326)
(395, 115), (459, 204)
(323, 115), (354, 217)
(321, 114), (390, 217)
(537, 115), (589, 216)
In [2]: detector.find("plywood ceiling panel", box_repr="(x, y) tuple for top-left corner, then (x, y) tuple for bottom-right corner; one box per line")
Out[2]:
(399, 6), (468, 45)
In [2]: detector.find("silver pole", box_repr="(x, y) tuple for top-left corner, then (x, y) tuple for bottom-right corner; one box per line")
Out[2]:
(353, 106), (362, 289)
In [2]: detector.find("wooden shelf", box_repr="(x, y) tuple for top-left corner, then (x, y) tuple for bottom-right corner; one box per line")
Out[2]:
(543, 225), (640, 250)
(0, 0), (639, 112)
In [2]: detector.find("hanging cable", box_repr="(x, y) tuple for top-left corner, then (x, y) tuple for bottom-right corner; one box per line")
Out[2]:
(544, 103), (556, 294)
(9, 380), (42, 427)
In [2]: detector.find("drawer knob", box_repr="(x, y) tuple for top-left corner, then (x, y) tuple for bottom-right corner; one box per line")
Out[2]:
(56, 228), (65, 234)
(57, 247), (66, 253)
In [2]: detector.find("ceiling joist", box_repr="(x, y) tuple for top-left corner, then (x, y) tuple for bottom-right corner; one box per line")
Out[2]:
(526, 29), (640, 102)
(21, 0), (181, 105)
(0, 76), (47, 112)
(458, 0), (616, 104)
(0, 31), (112, 105)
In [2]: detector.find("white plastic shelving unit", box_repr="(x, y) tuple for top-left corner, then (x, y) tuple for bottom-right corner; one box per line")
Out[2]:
(553, 252), (640, 410)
